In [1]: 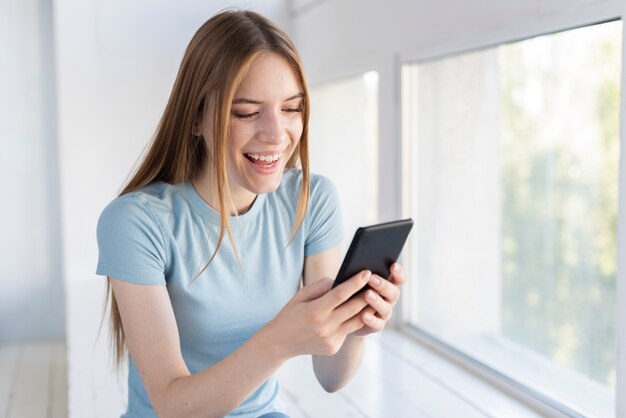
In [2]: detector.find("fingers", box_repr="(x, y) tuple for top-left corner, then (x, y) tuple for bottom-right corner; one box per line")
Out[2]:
(297, 277), (334, 302)
(334, 292), (369, 323)
(361, 306), (386, 331)
(368, 274), (401, 305)
(339, 313), (367, 335)
(364, 287), (393, 321)
(301, 266), (404, 345)
(338, 306), (386, 336)
(389, 263), (408, 286)
(320, 270), (372, 310)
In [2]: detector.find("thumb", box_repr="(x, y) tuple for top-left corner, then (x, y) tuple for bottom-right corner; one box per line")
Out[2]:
(296, 277), (334, 302)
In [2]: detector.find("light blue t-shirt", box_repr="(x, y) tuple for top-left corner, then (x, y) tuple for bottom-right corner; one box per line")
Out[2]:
(96, 169), (343, 418)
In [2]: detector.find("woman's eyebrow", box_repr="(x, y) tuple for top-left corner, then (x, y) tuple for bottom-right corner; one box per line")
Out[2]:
(284, 92), (304, 101)
(232, 92), (304, 105)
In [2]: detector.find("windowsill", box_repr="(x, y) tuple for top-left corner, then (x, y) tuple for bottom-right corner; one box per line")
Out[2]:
(430, 329), (615, 417)
(277, 327), (548, 417)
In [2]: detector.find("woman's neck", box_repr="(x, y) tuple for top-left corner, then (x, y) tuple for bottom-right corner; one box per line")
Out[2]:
(191, 173), (257, 216)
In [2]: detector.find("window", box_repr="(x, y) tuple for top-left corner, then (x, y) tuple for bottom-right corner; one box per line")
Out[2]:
(309, 72), (379, 250)
(401, 21), (622, 417)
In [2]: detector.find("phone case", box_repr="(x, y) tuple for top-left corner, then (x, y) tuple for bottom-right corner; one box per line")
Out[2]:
(332, 219), (414, 288)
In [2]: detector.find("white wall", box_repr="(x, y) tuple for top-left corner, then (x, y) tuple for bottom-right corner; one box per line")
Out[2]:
(308, 73), (379, 250)
(0, 0), (64, 341)
(51, 1), (290, 415)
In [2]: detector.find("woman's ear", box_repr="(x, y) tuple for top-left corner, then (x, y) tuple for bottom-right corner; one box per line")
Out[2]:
(192, 117), (203, 137)
(192, 102), (206, 136)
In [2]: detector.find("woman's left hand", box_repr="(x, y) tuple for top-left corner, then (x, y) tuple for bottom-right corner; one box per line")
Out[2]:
(351, 263), (407, 337)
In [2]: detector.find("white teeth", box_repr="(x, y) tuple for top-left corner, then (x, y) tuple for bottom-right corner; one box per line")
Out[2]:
(246, 152), (282, 162)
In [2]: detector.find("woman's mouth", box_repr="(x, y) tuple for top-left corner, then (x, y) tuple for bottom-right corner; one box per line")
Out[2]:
(244, 152), (283, 166)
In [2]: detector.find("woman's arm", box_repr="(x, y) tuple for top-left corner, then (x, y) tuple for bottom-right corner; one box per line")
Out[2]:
(304, 246), (367, 392)
(110, 268), (373, 418)
(303, 247), (408, 392)
(110, 278), (285, 418)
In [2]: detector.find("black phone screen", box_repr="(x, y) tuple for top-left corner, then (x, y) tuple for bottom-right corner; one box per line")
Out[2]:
(332, 219), (414, 288)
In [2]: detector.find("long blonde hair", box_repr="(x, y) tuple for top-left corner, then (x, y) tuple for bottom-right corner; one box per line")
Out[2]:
(105, 9), (311, 367)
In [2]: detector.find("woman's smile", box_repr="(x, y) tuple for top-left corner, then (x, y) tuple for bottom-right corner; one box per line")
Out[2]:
(243, 150), (285, 174)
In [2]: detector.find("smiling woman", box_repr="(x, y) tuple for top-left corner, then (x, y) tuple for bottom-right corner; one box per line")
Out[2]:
(95, 9), (408, 418)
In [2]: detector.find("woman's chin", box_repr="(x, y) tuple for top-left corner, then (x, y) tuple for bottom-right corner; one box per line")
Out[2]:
(240, 162), (286, 193)
(247, 177), (282, 195)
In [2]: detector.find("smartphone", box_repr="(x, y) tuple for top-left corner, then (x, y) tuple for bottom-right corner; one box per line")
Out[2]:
(332, 219), (414, 288)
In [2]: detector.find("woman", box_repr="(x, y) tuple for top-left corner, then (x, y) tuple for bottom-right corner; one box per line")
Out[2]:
(96, 9), (407, 418)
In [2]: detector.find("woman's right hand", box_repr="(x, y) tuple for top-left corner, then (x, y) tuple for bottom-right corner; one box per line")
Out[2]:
(263, 270), (373, 359)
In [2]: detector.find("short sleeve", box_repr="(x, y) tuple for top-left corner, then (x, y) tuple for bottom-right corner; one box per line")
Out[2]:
(96, 194), (167, 285)
(304, 174), (344, 256)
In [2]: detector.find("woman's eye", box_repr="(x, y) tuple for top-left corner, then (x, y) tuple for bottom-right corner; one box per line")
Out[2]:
(284, 107), (303, 113)
(233, 112), (258, 119)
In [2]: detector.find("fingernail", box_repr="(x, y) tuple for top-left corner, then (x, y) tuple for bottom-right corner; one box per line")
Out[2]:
(364, 314), (373, 322)
(367, 290), (377, 302)
(371, 275), (382, 286)
(394, 264), (402, 274)
(363, 270), (372, 279)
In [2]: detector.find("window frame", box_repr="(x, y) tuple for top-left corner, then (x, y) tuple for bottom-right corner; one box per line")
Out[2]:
(395, 15), (626, 418)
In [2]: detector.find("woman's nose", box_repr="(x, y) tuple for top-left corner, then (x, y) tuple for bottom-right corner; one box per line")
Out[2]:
(257, 110), (286, 144)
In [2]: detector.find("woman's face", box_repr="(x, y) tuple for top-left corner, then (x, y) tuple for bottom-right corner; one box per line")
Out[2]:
(205, 52), (304, 208)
